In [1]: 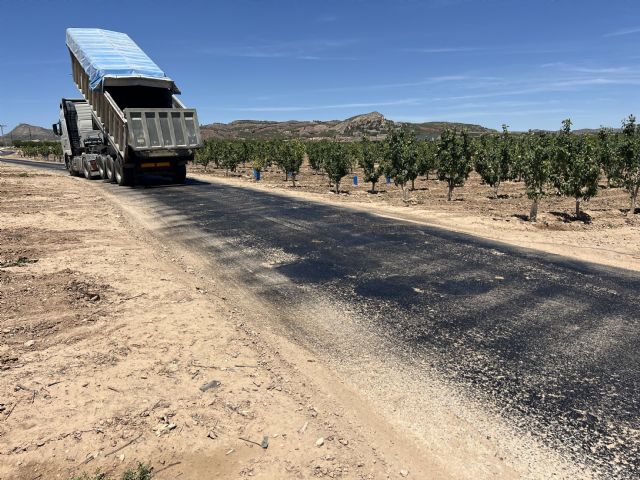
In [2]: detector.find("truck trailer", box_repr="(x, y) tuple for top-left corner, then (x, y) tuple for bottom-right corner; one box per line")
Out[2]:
(53, 28), (202, 185)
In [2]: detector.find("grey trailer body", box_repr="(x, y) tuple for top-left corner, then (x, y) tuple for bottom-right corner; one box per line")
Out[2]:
(53, 28), (202, 185)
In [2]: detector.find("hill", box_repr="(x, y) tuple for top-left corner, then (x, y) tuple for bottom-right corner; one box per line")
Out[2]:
(201, 112), (494, 141)
(2, 114), (495, 146)
(1, 123), (57, 143)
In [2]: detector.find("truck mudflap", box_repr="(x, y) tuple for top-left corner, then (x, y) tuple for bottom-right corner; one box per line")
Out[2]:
(125, 109), (202, 151)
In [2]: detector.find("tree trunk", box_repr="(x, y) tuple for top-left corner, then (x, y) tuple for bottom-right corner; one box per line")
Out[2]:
(335, 179), (340, 194)
(411, 178), (415, 191)
(494, 183), (500, 198)
(284, 171), (289, 181)
(631, 186), (639, 214)
(426, 171), (429, 181)
(371, 180), (377, 194)
(402, 184), (409, 201)
(447, 183), (454, 201)
(575, 198), (580, 218)
(291, 173), (296, 187)
(529, 197), (539, 222)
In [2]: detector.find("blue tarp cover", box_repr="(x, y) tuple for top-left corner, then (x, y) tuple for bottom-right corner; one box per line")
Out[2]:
(66, 28), (175, 91)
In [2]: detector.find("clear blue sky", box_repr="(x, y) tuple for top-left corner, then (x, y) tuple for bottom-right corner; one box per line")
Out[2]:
(1, 0), (639, 132)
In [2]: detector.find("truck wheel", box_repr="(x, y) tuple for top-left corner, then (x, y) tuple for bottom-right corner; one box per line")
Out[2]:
(66, 155), (77, 176)
(98, 156), (108, 180)
(171, 165), (187, 184)
(83, 161), (93, 180)
(115, 159), (135, 187)
(106, 157), (116, 183)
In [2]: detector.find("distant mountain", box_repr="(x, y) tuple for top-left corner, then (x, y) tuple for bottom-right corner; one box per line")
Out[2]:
(2, 113), (496, 146)
(201, 112), (495, 141)
(1, 123), (57, 143)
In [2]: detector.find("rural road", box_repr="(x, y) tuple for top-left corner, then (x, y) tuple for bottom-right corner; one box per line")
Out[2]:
(0, 156), (65, 170)
(4, 158), (639, 478)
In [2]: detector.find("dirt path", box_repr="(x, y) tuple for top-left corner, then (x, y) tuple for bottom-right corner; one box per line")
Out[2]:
(0, 163), (440, 479)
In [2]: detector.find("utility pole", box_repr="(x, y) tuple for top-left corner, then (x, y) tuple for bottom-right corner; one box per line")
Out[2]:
(0, 124), (6, 146)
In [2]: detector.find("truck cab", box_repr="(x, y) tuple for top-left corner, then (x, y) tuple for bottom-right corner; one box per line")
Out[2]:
(53, 98), (106, 179)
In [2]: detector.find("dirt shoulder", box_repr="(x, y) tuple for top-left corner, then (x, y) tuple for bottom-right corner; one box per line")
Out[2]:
(0, 163), (438, 479)
(189, 163), (640, 272)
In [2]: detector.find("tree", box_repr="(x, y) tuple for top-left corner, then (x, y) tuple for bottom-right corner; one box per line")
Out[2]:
(614, 115), (640, 214)
(475, 125), (513, 197)
(551, 119), (599, 218)
(264, 139), (281, 174)
(359, 137), (383, 193)
(239, 140), (252, 167)
(345, 142), (362, 173)
(384, 127), (418, 200)
(322, 141), (351, 194)
(220, 140), (241, 175)
(415, 139), (437, 184)
(206, 139), (226, 169)
(195, 143), (212, 171)
(597, 128), (618, 188)
(436, 128), (473, 201)
(276, 139), (305, 186)
(307, 140), (326, 174)
(521, 132), (552, 222)
(247, 140), (270, 177)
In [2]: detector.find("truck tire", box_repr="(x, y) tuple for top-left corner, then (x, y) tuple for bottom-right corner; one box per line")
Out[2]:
(98, 156), (108, 180)
(83, 162), (92, 180)
(65, 155), (77, 176)
(171, 165), (187, 184)
(106, 156), (116, 183)
(115, 159), (135, 187)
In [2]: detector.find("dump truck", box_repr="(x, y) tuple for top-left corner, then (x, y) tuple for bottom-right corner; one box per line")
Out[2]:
(52, 28), (202, 185)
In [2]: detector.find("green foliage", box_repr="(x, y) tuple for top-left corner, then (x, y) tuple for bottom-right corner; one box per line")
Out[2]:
(345, 142), (363, 171)
(384, 127), (419, 199)
(436, 128), (473, 201)
(520, 131), (553, 221)
(306, 140), (329, 174)
(194, 145), (211, 171)
(415, 139), (438, 182)
(70, 463), (152, 480)
(246, 140), (270, 172)
(597, 128), (618, 187)
(122, 463), (153, 480)
(551, 119), (599, 217)
(220, 140), (242, 173)
(359, 137), (384, 192)
(275, 139), (305, 186)
(475, 125), (513, 196)
(614, 115), (640, 213)
(188, 121), (640, 219)
(197, 139), (259, 174)
(16, 140), (62, 159)
(321, 141), (351, 193)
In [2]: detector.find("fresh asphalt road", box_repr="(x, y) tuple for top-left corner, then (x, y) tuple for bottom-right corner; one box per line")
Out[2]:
(0, 156), (66, 171)
(4, 159), (639, 478)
